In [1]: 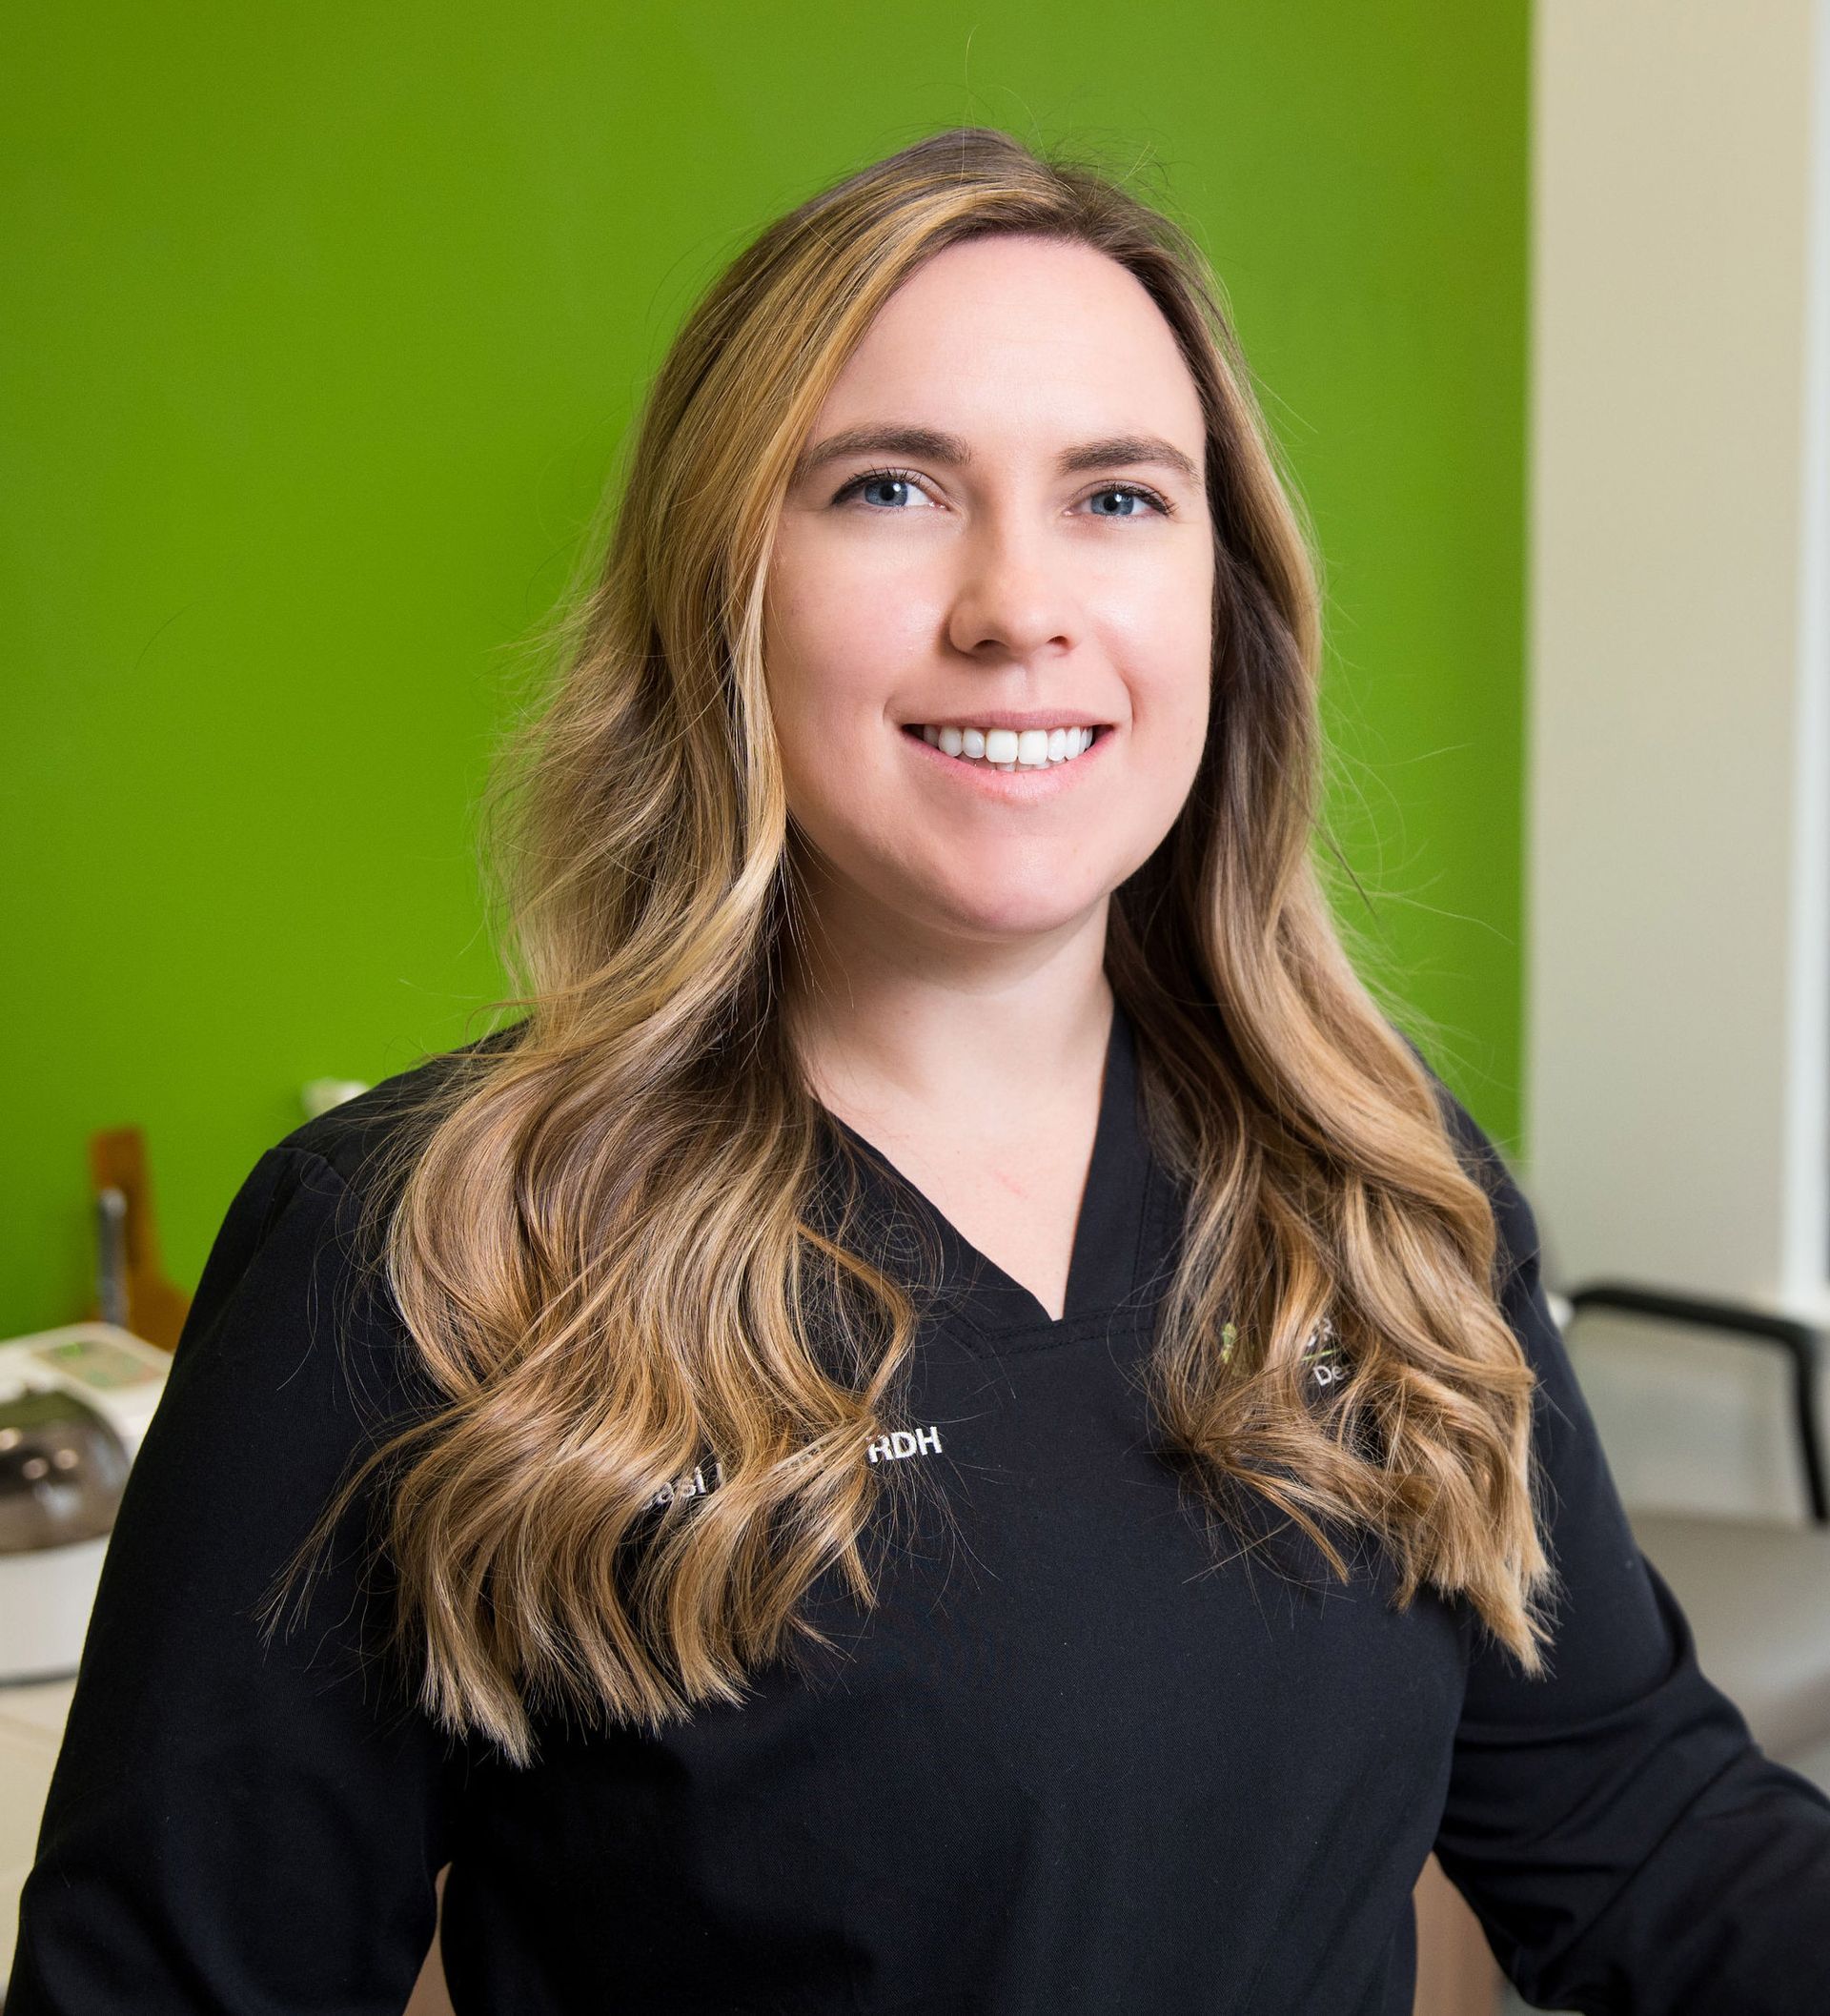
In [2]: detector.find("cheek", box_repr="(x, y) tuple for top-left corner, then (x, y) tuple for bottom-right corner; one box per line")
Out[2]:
(1129, 603), (1214, 748)
(1115, 631), (1213, 854)
(765, 546), (928, 731)
(762, 588), (882, 844)
(1101, 540), (1212, 677)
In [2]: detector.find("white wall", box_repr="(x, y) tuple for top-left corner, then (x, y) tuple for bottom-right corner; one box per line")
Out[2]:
(1528, 0), (1830, 1315)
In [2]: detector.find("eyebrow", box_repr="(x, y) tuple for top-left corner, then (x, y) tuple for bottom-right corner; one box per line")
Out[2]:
(791, 423), (1203, 489)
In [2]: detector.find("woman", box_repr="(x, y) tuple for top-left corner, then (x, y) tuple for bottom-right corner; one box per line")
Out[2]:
(13, 127), (1830, 2015)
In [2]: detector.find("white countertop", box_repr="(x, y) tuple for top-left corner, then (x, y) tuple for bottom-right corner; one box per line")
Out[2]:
(0, 1676), (78, 1997)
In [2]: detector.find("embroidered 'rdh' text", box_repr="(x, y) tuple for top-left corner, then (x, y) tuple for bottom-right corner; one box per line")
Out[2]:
(866, 1426), (944, 1464)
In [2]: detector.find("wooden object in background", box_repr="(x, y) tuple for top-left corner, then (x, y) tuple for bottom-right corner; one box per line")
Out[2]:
(404, 1865), (455, 2015)
(1413, 1851), (1503, 2014)
(84, 1126), (191, 1353)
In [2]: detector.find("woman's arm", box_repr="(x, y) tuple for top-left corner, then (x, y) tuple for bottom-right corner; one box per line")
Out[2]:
(1432, 1091), (1830, 2015)
(8, 1146), (460, 2015)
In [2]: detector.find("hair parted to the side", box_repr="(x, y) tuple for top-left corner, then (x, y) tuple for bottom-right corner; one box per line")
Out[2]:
(255, 125), (1555, 1768)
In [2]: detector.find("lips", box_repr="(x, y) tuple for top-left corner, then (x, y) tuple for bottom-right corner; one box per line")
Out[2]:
(905, 723), (1102, 765)
(900, 712), (1109, 733)
(899, 720), (1114, 791)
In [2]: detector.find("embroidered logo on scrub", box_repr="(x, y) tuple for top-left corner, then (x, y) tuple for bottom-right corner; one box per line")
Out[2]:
(1219, 1314), (1347, 1389)
(645, 1425), (945, 1512)
(646, 1460), (723, 1512)
(865, 1425), (945, 1465)
(1306, 1314), (1347, 1388)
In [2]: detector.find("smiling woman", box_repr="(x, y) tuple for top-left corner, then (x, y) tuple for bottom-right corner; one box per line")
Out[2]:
(11, 124), (1830, 2016)
(766, 235), (1212, 902)
(762, 230), (1216, 1304)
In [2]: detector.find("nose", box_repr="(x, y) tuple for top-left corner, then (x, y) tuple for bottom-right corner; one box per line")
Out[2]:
(945, 516), (1079, 666)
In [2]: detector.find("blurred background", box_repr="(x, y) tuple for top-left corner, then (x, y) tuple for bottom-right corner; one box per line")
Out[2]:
(4, 5), (1828, 2013)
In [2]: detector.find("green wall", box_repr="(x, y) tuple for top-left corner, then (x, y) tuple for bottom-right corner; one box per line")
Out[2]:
(1, 3), (1531, 1335)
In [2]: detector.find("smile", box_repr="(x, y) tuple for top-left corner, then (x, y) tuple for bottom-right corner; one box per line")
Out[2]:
(901, 723), (1108, 772)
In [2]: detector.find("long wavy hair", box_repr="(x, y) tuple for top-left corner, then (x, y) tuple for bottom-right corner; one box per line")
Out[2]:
(258, 125), (1554, 1768)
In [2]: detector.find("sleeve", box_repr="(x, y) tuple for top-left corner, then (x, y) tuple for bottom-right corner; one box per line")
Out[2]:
(7, 1147), (462, 2016)
(1427, 1090), (1830, 2015)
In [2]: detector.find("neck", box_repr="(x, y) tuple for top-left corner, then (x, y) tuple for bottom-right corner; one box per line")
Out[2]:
(783, 856), (1116, 1147)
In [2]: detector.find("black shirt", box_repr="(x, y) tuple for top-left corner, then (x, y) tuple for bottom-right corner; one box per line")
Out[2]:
(11, 1004), (1830, 2013)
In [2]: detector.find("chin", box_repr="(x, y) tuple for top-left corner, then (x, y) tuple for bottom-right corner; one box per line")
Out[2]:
(914, 884), (1108, 943)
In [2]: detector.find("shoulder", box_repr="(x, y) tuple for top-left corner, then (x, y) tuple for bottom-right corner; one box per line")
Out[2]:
(180, 1022), (532, 1372)
(265, 1020), (530, 1199)
(1387, 1024), (1542, 1295)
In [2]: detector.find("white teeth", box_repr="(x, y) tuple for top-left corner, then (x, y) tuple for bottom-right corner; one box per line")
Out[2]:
(911, 723), (1099, 768)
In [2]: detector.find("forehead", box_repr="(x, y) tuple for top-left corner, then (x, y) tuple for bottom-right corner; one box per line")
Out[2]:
(812, 234), (1205, 448)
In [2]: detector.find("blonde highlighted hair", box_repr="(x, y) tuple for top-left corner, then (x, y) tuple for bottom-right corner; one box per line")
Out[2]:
(259, 126), (1553, 1767)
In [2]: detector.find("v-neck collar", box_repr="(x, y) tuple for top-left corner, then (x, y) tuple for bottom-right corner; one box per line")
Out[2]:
(811, 1000), (1171, 1352)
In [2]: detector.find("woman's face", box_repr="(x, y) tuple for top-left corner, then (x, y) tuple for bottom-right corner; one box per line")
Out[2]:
(763, 234), (1215, 950)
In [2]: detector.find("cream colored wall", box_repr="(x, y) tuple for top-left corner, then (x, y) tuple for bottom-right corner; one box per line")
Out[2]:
(1527, 0), (1830, 1314)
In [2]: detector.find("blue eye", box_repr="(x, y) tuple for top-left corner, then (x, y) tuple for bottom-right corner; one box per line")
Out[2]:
(1085, 485), (1167, 519)
(836, 469), (929, 510)
(854, 469), (915, 503)
(830, 468), (1172, 518)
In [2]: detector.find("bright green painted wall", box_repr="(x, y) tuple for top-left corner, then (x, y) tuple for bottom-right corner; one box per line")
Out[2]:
(2, 4), (1531, 1334)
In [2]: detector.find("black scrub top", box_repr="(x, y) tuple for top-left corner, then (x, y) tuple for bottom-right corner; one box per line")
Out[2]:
(10, 1003), (1830, 2014)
